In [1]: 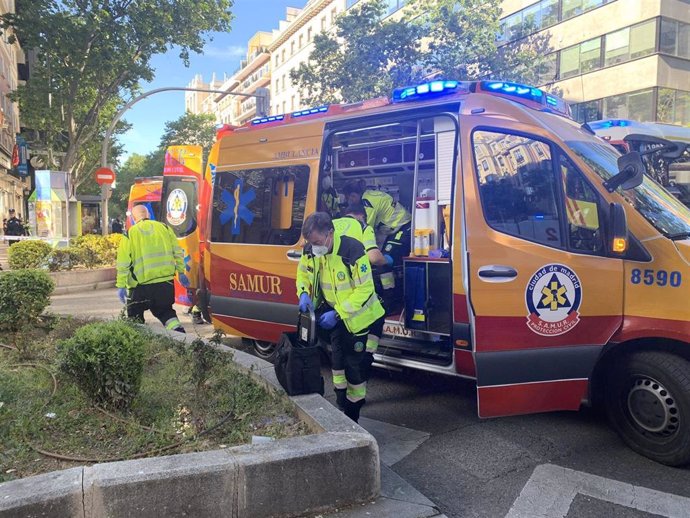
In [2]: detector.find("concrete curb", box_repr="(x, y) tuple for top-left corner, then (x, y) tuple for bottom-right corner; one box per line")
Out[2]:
(50, 267), (116, 295)
(0, 329), (380, 518)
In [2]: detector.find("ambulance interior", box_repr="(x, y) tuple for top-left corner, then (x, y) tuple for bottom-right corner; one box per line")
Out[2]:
(320, 114), (457, 365)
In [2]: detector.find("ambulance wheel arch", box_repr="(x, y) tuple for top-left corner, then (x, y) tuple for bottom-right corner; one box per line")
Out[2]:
(600, 347), (690, 466)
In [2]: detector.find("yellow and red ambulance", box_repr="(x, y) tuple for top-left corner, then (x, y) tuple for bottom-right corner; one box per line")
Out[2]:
(125, 176), (163, 231)
(199, 80), (690, 465)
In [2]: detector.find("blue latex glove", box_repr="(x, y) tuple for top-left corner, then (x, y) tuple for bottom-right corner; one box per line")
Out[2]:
(117, 288), (127, 304)
(299, 292), (313, 312)
(383, 254), (394, 267)
(178, 272), (191, 288)
(318, 310), (338, 330)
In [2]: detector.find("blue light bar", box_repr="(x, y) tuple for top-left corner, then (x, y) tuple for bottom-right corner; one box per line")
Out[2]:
(589, 119), (633, 130)
(482, 81), (544, 103)
(392, 80), (463, 102)
(251, 114), (285, 125)
(292, 105), (329, 117)
(546, 95), (558, 107)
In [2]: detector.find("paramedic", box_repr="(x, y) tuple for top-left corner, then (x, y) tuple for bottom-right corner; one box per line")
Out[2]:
(296, 212), (385, 422)
(116, 204), (186, 333)
(342, 181), (412, 265)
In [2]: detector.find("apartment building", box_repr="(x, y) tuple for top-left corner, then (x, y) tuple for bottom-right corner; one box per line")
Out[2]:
(269, 0), (346, 115)
(498, 0), (690, 125)
(185, 73), (225, 117)
(0, 0), (27, 219)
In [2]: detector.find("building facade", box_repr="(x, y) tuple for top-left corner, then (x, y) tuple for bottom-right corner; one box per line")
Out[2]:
(0, 0), (27, 220)
(498, 0), (690, 125)
(269, 0), (346, 115)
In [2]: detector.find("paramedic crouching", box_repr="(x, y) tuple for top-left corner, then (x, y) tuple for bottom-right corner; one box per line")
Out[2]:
(297, 212), (385, 423)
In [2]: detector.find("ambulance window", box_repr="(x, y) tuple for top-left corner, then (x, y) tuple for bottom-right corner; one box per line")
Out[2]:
(473, 130), (562, 248)
(560, 155), (604, 254)
(210, 165), (309, 245)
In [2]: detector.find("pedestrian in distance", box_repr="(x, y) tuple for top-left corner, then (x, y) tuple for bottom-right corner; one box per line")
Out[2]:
(297, 211), (385, 422)
(116, 204), (186, 333)
(5, 208), (26, 246)
(111, 217), (123, 234)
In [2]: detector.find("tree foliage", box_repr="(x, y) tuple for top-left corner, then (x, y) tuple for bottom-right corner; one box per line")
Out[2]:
(159, 112), (217, 159)
(292, 0), (551, 105)
(1, 0), (233, 189)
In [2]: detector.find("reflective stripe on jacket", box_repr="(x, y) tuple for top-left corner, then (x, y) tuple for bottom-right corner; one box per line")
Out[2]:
(116, 219), (184, 288)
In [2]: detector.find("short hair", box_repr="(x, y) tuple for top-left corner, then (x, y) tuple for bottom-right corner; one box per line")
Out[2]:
(345, 202), (366, 217)
(302, 212), (334, 239)
(131, 204), (150, 222)
(342, 181), (364, 197)
(8, 208), (15, 213)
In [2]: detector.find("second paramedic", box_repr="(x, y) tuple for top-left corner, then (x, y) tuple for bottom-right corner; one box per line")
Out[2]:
(342, 181), (412, 266)
(296, 212), (385, 423)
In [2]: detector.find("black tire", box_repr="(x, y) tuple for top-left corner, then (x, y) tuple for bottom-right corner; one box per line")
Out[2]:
(252, 339), (278, 362)
(605, 350), (690, 466)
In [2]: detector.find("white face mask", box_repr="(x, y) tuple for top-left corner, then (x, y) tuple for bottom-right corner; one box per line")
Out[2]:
(312, 244), (329, 257)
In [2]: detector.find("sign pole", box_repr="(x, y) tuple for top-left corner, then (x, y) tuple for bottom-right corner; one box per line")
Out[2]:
(101, 183), (109, 236)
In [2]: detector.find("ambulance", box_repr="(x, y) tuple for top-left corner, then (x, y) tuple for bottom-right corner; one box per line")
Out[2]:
(590, 119), (690, 206)
(160, 145), (205, 306)
(125, 176), (163, 230)
(199, 80), (690, 466)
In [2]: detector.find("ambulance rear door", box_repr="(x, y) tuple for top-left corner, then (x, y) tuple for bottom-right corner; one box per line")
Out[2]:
(463, 120), (625, 418)
(207, 122), (322, 343)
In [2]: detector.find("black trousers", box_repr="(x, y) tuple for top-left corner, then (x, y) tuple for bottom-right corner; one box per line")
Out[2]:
(126, 280), (182, 330)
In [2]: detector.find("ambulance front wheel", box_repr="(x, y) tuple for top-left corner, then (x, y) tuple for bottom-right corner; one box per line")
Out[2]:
(605, 350), (690, 466)
(252, 339), (278, 361)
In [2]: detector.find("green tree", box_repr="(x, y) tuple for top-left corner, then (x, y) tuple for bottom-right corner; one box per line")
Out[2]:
(110, 153), (148, 218)
(1, 0), (233, 189)
(159, 112), (218, 160)
(292, 0), (551, 105)
(292, 0), (426, 105)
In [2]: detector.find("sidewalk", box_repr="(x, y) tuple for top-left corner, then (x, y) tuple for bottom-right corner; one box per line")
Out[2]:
(50, 287), (446, 518)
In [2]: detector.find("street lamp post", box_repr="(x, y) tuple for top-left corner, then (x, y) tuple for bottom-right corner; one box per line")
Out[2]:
(99, 86), (269, 235)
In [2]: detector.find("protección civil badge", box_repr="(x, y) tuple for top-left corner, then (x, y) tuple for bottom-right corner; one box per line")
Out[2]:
(525, 264), (582, 337)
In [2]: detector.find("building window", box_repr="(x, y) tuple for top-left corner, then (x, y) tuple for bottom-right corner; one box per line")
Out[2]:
(291, 41), (295, 55)
(660, 18), (690, 59)
(603, 88), (654, 121)
(321, 16), (326, 31)
(536, 53), (558, 85)
(281, 49), (286, 63)
(299, 34), (303, 48)
(571, 100), (602, 123)
(331, 8), (337, 24)
(562, 0), (609, 22)
(282, 101), (287, 112)
(282, 75), (286, 91)
(559, 45), (580, 79)
(658, 88), (690, 126)
(629, 19), (656, 60)
(605, 27), (630, 66)
(307, 27), (313, 41)
(275, 55), (279, 67)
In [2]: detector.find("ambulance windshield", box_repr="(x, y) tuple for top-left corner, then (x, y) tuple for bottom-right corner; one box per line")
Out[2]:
(566, 140), (690, 239)
(540, 113), (690, 239)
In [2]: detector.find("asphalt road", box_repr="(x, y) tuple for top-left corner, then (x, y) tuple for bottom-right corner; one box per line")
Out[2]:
(50, 288), (690, 518)
(344, 367), (690, 518)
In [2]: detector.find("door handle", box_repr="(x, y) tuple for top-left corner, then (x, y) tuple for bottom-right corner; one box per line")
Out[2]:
(286, 249), (302, 261)
(478, 265), (518, 281)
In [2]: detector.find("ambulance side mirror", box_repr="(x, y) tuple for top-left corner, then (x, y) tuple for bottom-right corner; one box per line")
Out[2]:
(609, 202), (628, 255)
(604, 152), (644, 193)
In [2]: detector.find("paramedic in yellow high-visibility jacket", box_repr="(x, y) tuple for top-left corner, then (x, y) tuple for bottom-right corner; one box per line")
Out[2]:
(116, 205), (186, 333)
(296, 212), (385, 422)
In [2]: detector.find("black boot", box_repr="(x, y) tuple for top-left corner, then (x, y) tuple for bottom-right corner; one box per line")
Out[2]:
(335, 388), (347, 410)
(344, 399), (365, 423)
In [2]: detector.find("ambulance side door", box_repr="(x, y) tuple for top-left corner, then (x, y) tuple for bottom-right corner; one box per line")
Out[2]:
(463, 123), (624, 418)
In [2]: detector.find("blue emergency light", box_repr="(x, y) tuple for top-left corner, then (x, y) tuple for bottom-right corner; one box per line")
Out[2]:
(292, 105), (329, 117)
(392, 80), (464, 103)
(483, 81), (544, 103)
(252, 114), (285, 125)
(588, 119), (632, 130)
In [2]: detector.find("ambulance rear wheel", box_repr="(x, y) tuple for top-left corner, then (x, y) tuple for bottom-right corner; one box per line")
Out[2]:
(252, 339), (278, 362)
(605, 351), (690, 466)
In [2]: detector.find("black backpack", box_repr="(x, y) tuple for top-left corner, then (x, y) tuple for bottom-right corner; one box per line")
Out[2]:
(274, 310), (324, 396)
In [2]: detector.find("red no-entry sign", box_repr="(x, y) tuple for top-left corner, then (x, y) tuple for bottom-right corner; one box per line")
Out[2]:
(94, 167), (116, 185)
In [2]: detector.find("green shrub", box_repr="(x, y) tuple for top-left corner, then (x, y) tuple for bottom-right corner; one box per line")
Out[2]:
(72, 234), (120, 267)
(8, 240), (52, 269)
(47, 246), (84, 271)
(57, 321), (146, 410)
(0, 269), (55, 335)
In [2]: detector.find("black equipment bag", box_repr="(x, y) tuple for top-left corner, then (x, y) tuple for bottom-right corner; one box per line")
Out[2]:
(274, 309), (324, 396)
